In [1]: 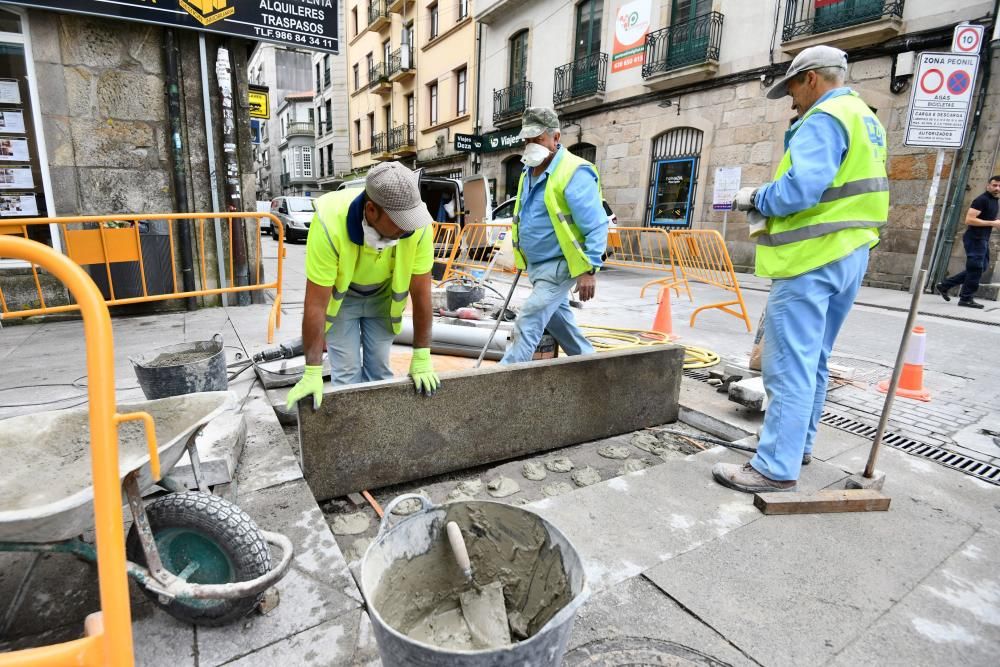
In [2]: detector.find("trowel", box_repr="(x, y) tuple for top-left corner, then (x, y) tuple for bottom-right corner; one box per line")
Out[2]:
(445, 521), (512, 649)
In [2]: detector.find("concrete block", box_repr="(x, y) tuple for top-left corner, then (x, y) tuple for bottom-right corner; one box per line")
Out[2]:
(298, 347), (685, 500)
(728, 376), (768, 411)
(168, 411), (246, 489)
(845, 470), (886, 490)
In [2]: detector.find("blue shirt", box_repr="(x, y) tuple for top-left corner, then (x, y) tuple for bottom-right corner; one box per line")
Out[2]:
(756, 87), (852, 218)
(516, 146), (608, 267)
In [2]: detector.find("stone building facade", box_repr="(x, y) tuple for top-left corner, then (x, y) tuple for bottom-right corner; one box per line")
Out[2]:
(476, 0), (1000, 291)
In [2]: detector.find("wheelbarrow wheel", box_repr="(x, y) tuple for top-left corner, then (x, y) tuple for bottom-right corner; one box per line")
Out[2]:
(126, 490), (272, 627)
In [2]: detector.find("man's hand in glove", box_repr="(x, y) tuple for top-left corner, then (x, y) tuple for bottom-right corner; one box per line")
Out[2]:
(286, 365), (324, 411)
(732, 186), (758, 211)
(408, 348), (440, 396)
(747, 209), (767, 239)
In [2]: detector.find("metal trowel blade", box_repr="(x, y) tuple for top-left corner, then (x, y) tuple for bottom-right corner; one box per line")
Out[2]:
(460, 581), (511, 649)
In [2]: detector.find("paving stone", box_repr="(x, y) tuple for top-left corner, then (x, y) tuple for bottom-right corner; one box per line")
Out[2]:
(218, 609), (364, 667)
(828, 527), (1000, 667)
(644, 487), (979, 666)
(528, 448), (846, 594)
(235, 391), (303, 496)
(566, 575), (756, 666)
(131, 602), (197, 667)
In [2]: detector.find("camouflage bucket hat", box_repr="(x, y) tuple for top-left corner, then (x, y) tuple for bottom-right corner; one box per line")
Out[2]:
(518, 107), (560, 140)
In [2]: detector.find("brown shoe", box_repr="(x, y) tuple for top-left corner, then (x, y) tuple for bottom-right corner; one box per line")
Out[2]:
(712, 462), (797, 494)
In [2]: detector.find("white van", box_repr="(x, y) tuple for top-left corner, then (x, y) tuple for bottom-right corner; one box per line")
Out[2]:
(269, 196), (316, 242)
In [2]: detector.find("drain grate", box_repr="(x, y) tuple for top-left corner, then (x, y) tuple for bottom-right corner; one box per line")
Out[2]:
(682, 366), (1000, 485)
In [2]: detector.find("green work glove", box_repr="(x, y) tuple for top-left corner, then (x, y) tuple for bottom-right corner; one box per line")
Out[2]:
(408, 348), (440, 396)
(286, 365), (325, 411)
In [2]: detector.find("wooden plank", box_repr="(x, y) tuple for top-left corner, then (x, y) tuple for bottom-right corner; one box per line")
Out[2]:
(753, 489), (891, 515)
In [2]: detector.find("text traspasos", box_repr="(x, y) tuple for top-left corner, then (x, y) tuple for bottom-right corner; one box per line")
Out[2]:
(259, 1), (328, 21)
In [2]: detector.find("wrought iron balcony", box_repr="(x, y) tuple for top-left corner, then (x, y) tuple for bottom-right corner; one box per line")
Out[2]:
(783, 0), (903, 42)
(642, 11), (723, 79)
(368, 62), (391, 93)
(388, 124), (416, 154)
(493, 80), (532, 125)
(553, 52), (608, 106)
(371, 131), (390, 159)
(387, 47), (414, 81)
(368, 0), (390, 31)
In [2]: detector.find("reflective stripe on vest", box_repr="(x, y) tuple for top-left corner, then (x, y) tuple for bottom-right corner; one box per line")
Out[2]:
(511, 151), (602, 278)
(755, 92), (888, 279)
(311, 188), (424, 334)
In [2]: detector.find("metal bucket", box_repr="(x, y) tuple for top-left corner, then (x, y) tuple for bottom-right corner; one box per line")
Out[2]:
(130, 334), (229, 400)
(361, 494), (589, 667)
(445, 281), (485, 310)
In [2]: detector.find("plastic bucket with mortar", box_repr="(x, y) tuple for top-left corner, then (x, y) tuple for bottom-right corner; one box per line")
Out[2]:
(360, 494), (589, 667)
(130, 334), (229, 400)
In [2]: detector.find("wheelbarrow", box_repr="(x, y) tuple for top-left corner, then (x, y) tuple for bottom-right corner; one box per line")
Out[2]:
(0, 390), (294, 627)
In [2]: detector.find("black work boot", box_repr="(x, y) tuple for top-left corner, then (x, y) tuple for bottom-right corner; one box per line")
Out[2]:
(958, 298), (985, 309)
(935, 282), (951, 302)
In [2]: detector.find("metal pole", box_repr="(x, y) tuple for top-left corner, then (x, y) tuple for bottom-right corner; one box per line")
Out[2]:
(474, 269), (521, 368)
(216, 44), (251, 306)
(721, 210), (728, 241)
(910, 149), (945, 294)
(864, 269), (927, 478)
(924, 150), (957, 292)
(164, 28), (196, 311)
(199, 33), (228, 307)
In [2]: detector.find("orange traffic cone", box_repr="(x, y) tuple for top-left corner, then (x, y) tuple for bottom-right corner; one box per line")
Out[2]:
(877, 325), (931, 402)
(651, 287), (679, 341)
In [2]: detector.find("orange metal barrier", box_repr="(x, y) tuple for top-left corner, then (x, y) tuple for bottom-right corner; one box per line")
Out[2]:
(665, 229), (753, 332)
(438, 222), (516, 282)
(0, 236), (143, 666)
(604, 226), (691, 300)
(0, 212), (284, 343)
(431, 221), (461, 280)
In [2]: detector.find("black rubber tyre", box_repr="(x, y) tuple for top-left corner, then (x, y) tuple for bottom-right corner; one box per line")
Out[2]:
(126, 491), (271, 627)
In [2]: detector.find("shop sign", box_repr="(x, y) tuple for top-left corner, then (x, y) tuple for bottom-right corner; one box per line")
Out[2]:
(4, 0), (339, 53)
(481, 128), (523, 154)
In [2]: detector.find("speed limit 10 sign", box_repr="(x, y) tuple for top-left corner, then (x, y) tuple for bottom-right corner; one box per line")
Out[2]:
(952, 23), (985, 54)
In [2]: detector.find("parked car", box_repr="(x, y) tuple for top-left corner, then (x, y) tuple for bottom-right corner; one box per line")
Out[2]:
(269, 196), (316, 242)
(490, 197), (619, 260)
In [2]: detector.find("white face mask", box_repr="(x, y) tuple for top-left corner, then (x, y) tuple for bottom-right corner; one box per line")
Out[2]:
(361, 216), (399, 251)
(521, 142), (551, 167)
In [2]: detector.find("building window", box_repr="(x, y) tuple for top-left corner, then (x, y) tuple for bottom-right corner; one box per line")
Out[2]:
(407, 94), (415, 141)
(323, 54), (331, 88)
(383, 39), (391, 68)
(575, 0), (603, 62)
(355, 119), (362, 150)
(456, 67), (467, 116)
(509, 30), (528, 85)
(366, 52), (374, 83)
(569, 142), (597, 164)
(368, 112), (375, 147)
(316, 106), (322, 135)
(353, 63), (360, 90)
(503, 155), (523, 200)
(647, 127), (703, 228)
(402, 21), (413, 46)
(429, 3), (439, 39)
(315, 62), (321, 91)
(327, 145), (334, 175)
(352, 7), (359, 36)
(429, 82), (438, 126)
(458, 0), (468, 20)
(302, 147), (313, 178)
(325, 99), (332, 132)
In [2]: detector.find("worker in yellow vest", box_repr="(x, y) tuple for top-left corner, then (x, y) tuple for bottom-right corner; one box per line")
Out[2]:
(286, 162), (439, 411)
(500, 107), (609, 364)
(714, 46), (888, 493)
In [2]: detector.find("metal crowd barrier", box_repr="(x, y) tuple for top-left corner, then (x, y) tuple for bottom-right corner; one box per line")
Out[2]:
(0, 235), (142, 666)
(438, 222), (516, 282)
(431, 221), (461, 281)
(0, 212), (284, 343)
(603, 226), (691, 300)
(666, 229), (753, 331)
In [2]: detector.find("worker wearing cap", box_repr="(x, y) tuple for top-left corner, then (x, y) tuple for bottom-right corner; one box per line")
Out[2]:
(715, 45), (889, 493)
(286, 161), (439, 410)
(500, 107), (609, 364)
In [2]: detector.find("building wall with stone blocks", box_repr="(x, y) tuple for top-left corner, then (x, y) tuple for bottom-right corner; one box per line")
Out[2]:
(23, 8), (260, 305)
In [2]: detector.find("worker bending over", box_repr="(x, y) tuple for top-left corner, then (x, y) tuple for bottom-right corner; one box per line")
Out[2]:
(500, 106), (609, 364)
(717, 45), (888, 493)
(287, 161), (440, 410)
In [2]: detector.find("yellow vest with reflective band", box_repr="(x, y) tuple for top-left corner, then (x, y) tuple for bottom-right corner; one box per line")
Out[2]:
(755, 92), (888, 279)
(511, 150), (602, 278)
(312, 188), (427, 334)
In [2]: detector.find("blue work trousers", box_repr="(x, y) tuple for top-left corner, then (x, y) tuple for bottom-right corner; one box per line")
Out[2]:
(940, 233), (990, 301)
(324, 291), (395, 385)
(499, 257), (594, 365)
(751, 245), (869, 481)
